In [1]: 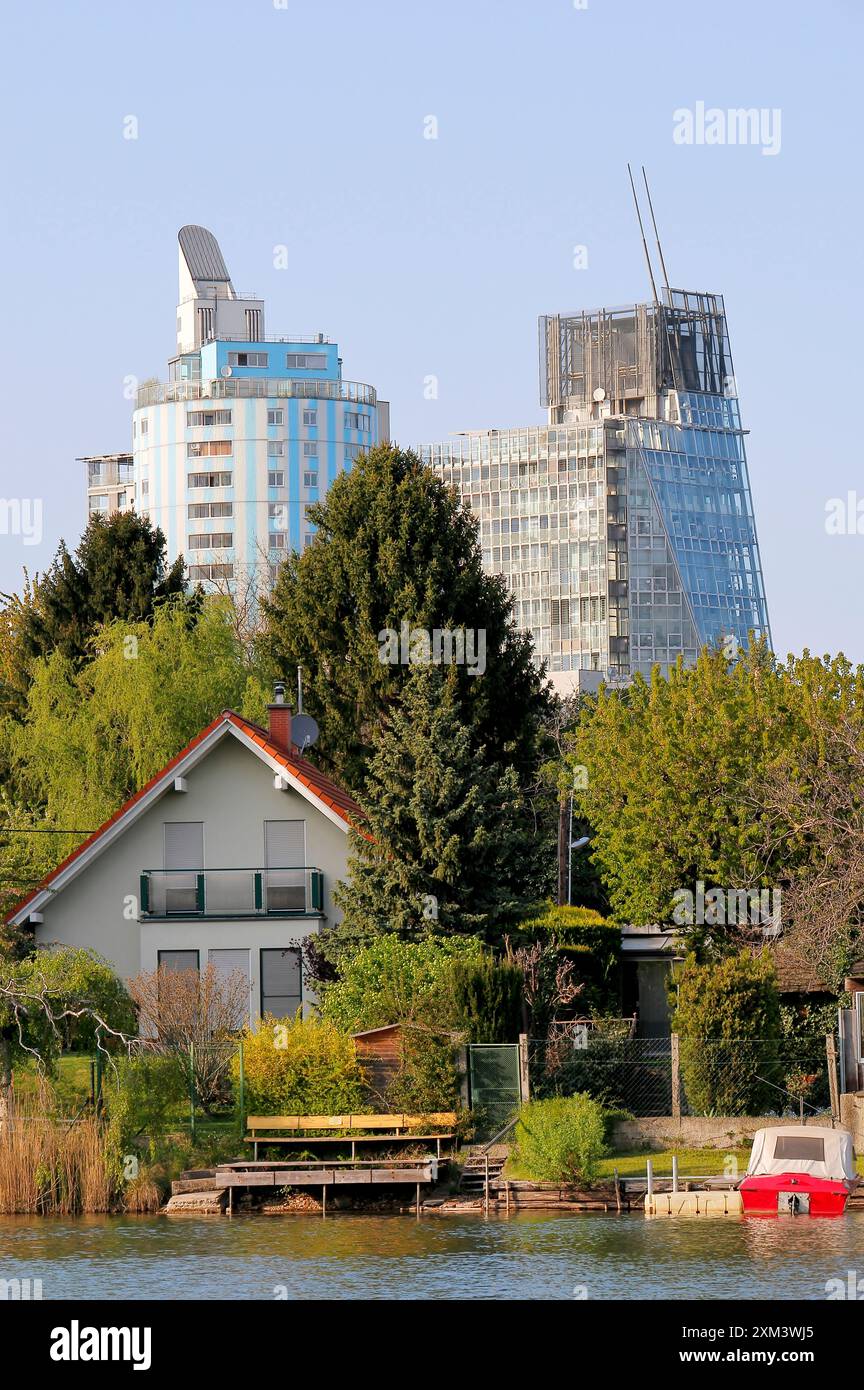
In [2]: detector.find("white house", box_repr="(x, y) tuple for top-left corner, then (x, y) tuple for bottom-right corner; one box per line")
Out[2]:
(5, 694), (360, 1024)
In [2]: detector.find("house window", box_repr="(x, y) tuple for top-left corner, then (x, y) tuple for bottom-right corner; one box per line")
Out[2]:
(227, 351), (268, 368)
(286, 353), (326, 370)
(267, 441), (285, 457)
(267, 409), (284, 426)
(264, 819), (306, 912)
(345, 412), (371, 432)
(260, 947), (302, 1019)
(88, 495), (109, 514)
(163, 822), (203, 914)
(188, 532), (233, 550)
(208, 949), (251, 1024)
(188, 502), (233, 519)
(188, 472), (233, 488)
(187, 410), (232, 426)
(268, 471), (284, 488)
(188, 563), (234, 581)
(158, 949), (199, 974)
(187, 440), (231, 458)
(303, 410), (318, 427)
(303, 471), (318, 488)
(303, 443), (318, 457)
(140, 418), (149, 435)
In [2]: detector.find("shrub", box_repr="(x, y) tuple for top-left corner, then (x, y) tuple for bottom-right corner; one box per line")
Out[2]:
(319, 935), (484, 1033)
(233, 1015), (367, 1116)
(452, 955), (524, 1042)
(508, 903), (621, 1014)
(104, 1054), (188, 1157)
(670, 951), (781, 1115)
(514, 1094), (608, 1183)
(386, 1029), (462, 1114)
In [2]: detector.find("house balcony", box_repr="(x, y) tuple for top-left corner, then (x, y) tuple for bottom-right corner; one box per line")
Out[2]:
(139, 867), (323, 919)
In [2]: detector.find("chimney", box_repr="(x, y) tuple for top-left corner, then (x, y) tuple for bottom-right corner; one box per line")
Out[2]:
(267, 682), (293, 753)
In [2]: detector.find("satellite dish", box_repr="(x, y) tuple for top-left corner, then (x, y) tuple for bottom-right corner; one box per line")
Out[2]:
(292, 713), (319, 750)
(220, 365), (233, 378)
(593, 387), (607, 402)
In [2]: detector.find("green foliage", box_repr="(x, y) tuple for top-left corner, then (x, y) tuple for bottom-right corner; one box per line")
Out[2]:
(567, 641), (864, 929)
(385, 1029), (462, 1114)
(6, 511), (190, 686)
(514, 1094), (608, 1183)
(104, 1055), (188, 1157)
(670, 952), (782, 1115)
(0, 947), (135, 1084)
(232, 1015), (368, 1116)
(451, 955), (524, 1043)
(335, 664), (547, 945)
(0, 599), (265, 900)
(510, 902), (622, 1015)
(261, 443), (551, 794)
(319, 934), (485, 1034)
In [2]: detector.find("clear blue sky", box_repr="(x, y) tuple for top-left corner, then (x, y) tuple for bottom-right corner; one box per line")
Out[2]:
(1, 0), (861, 663)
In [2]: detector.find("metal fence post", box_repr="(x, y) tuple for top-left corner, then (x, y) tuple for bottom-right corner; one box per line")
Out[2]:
(189, 1041), (196, 1143)
(238, 1039), (245, 1139)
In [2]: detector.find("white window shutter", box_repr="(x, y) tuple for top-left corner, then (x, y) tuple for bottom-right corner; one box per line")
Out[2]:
(164, 822), (204, 870)
(264, 820), (305, 868)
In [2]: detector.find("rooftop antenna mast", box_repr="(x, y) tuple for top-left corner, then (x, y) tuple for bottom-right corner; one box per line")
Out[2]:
(641, 166), (672, 300)
(627, 162), (659, 305)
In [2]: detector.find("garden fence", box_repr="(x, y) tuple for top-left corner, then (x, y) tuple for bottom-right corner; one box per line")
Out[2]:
(527, 1025), (839, 1120)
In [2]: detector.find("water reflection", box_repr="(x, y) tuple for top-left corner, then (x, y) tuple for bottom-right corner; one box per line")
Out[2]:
(0, 1212), (862, 1301)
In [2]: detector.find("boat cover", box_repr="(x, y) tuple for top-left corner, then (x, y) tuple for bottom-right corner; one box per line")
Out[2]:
(745, 1126), (857, 1182)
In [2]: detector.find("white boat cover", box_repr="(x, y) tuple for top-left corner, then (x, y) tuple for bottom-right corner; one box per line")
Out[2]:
(745, 1125), (857, 1181)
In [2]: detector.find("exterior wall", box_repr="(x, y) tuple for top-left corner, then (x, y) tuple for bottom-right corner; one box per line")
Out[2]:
(30, 734), (350, 1018)
(134, 371), (378, 582)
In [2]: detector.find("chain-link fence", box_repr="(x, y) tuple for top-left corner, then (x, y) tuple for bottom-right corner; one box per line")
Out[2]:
(528, 1023), (838, 1119)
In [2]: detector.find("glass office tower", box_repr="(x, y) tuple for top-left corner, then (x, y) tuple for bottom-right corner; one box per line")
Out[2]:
(422, 288), (770, 694)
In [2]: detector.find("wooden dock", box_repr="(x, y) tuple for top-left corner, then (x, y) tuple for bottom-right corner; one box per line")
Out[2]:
(167, 1157), (441, 1215)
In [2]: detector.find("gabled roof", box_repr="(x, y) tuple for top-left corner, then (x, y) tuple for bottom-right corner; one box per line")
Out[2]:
(6, 710), (361, 926)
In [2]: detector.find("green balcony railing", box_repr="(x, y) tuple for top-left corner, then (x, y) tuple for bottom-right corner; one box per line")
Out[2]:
(139, 867), (323, 919)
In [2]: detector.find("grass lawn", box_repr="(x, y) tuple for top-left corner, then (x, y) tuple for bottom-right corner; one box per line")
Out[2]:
(597, 1148), (751, 1178)
(505, 1147), (864, 1182)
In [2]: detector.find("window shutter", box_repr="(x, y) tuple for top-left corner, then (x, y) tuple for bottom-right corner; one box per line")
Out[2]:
(264, 820), (305, 868)
(164, 822), (204, 870)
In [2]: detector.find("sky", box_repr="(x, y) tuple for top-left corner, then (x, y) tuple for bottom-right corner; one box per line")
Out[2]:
(0, 0), (861, 662)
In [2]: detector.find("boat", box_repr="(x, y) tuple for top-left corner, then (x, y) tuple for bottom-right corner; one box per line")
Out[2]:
(739, 1125), (858, 1216)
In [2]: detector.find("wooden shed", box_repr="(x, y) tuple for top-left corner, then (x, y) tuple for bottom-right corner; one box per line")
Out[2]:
(352, 1024), (405, 1100)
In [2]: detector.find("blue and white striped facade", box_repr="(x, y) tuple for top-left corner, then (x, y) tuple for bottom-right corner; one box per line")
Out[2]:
(133, 227), (386, 589)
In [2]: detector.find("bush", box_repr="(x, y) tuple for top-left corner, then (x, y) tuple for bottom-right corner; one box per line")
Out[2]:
(233, 1015), (367, 1116)
(452, 955), (524, 1042)
(514, 1094), (608, 1183)
(104, 1054), (188, 1157)
(386, 1029), (462, 1114)
(319, 935), (484, 1033)
(670, 951), (781, 1115)
(509, 903), (622, 1015)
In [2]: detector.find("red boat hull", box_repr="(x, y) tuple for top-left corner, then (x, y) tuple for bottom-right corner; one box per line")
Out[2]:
(740, 1171), (851, 1217)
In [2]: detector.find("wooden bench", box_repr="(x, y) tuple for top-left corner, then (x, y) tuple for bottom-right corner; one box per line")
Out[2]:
(244, 1113), (458, 1160)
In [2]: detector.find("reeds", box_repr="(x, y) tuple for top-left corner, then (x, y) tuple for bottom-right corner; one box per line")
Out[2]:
(0, 1083), (119, 1215)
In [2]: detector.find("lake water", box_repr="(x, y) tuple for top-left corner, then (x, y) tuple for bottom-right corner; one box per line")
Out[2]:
(2, 1211), (864, 1300)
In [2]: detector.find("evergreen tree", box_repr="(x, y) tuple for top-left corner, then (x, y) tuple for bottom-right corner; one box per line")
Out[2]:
(261, 443), (551, 792)
(334, 665), (546, 950)
(7, 511), (190, 686)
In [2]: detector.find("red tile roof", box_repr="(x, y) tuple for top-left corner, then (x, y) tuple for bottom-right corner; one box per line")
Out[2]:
(6, 710), (362, 923)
